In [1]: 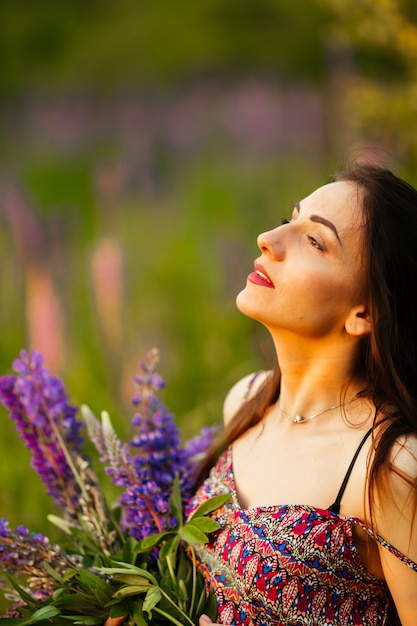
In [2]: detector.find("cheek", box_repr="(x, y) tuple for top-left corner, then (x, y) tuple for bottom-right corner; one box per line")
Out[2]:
(289, 271), (358, 316)
(302, 259), (359, 294)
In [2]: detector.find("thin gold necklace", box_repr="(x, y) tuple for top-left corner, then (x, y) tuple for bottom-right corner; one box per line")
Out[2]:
(277, 396), (359, 424)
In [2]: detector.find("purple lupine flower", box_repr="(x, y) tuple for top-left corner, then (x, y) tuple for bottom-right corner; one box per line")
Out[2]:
(130, 351), (191, 491)
(0, 351), (84, 516)
(90, 348), (215, 541)
(119, 480), (171, 540)
(0, 518), (80, 598)
(0, 518), (49, 570)
(180, 425), (218, 499)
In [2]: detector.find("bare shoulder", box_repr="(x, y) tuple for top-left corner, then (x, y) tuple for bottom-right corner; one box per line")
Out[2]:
(374, 432), (417, 520)
(223, 370), (272, 425)
(389, 433), (417, 481)
(373, 432), (417, 560)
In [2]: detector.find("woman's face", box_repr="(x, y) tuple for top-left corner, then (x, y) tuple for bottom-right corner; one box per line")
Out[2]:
(236, 180), (367, 339)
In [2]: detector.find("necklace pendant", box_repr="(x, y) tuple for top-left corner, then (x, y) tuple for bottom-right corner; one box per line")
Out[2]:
(294, 414), (305, 423)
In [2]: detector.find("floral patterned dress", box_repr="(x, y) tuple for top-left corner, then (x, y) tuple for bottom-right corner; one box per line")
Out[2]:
(187, 444), (417, 625)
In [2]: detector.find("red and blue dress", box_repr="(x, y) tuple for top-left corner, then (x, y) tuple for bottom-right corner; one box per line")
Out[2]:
(187, 441), (417, 625)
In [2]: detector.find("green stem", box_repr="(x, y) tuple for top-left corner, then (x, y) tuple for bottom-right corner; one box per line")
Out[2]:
(40, 395), (108, 549)
(165, 552), (186, 612)
(188, 546), (197, 618)
(165, 553), (176, 586)
(108, 508), (125, 545)
(38, 391), (90, 506)
(158, 589), (196, 626)
(152, 606), (190, 626)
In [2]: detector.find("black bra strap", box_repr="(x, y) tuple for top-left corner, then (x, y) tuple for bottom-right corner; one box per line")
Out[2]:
(328, 428), (372, 514)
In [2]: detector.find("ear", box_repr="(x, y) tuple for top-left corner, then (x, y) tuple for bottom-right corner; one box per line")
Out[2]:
(345, 305), (371, 337)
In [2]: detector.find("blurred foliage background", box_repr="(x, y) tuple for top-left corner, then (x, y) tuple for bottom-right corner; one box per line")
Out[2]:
(0, 0), (417, 544)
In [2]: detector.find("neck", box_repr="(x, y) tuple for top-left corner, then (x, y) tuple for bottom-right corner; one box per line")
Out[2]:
(271, 331), (365, 422)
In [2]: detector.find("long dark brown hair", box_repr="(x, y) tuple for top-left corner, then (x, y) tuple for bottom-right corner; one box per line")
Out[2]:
(197, 163), (417, 515)
(337, 164), (417, 509)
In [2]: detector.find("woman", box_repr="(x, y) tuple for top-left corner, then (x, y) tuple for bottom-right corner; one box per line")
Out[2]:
(188, 163), (417, 625)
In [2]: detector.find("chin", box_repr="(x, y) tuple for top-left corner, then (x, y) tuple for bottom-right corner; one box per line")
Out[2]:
(236, 288), (260, 320)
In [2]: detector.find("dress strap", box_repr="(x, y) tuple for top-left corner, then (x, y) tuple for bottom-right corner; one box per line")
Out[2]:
(328, 428), (372, 514)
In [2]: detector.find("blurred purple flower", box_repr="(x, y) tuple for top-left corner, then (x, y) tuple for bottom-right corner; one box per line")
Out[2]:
(0, 517), (80, 598)
(0, 351), (83, 516)
(0, 518), (49, 570)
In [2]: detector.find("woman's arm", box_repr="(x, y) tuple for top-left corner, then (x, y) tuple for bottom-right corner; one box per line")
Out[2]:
(374, 435), (417, 625)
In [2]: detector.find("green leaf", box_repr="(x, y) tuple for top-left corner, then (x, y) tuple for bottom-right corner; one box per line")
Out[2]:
(158, 535), (180, 561)
(178, 578), (188, 603)
(73, 617), (104, 626)
(186, 517), (220, 533)
(47, 514), (74, 535)
(42, 618), (76, 626)
(109, 602), (129, 618)
(121, 536), (136, 564)
(54, 596), (99, 612)
(26, 606), (60, 624)
(61, 569), (78, 583)
(129, 600), (147, 626)
(142, 586), (162, 617)
(152, 607), (186, 626)
(112, 574), (151, 586)
(99, 563), (157, 585)
(95, 584), (114, 607)
(53, 616), (104, 626)
(175, 550), (193, 586)
(42, 561), (64, 583)
(77, 569), (114, 598)
(195, 586), (208, 618)
(190, 493), (230, 519)
(52, 588), (64, 602)
(113, 585), (151, 598)
(169, 475), (183, 526)
(202, 591), (219, 622)
(133, 531), (172, 553)
(4, 575), (40, 608)
(179, 525), (209, 545)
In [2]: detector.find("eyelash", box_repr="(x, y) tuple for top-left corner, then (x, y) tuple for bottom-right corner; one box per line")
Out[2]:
(307, 235), (323, 251)
(281, 217), (323, 251)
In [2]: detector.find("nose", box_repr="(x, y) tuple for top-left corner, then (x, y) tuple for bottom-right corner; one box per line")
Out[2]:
(257, 227), (285, 259)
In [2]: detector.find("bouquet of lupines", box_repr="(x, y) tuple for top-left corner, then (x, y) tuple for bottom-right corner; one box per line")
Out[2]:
(0, 350), (227, 626)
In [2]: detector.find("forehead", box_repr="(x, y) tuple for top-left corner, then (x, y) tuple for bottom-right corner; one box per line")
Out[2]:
(300, 181), (363, 228)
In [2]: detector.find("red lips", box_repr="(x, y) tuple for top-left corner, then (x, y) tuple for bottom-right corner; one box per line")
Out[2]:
(248, 262), (274, 288)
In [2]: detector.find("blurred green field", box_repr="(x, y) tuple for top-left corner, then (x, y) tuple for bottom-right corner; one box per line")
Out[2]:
(0, 143), (331, 536)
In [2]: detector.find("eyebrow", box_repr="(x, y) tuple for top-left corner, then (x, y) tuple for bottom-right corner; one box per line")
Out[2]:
(294, 202), (341, 244)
